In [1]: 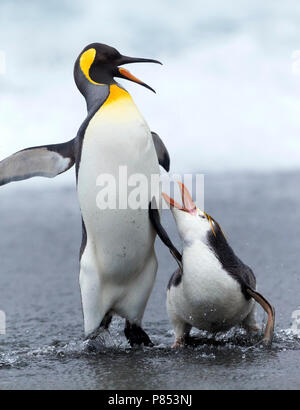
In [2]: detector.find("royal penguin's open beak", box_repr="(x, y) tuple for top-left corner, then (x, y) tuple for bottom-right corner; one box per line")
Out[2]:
(115, 55), (162, 93)
(162, 182), (197, 215)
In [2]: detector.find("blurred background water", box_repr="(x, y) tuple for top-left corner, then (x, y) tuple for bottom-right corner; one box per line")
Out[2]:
(0, 0), (300, 390)
(1, 0), (300, 176)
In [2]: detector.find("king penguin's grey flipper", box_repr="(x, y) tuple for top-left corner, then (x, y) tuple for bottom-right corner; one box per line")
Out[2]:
(0, 139), (75, 186)
(151, 132), (170, 172)
(149, 200), (182, 270)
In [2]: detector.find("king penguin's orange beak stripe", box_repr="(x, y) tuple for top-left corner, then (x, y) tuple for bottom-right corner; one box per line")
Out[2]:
(118, 68), (144, 85)
(117, 67), (156, 93)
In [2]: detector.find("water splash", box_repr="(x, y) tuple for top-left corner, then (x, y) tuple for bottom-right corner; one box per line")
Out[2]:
(0, 321), (299, 370)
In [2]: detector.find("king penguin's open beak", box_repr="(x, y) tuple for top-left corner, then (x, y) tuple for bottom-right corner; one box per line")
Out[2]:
(115, 55), (162, 93)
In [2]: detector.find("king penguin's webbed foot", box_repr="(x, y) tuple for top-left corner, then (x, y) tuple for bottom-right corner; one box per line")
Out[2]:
(86, 313), (112, 340)
(100, 313), (113, 330)
(124, 320), (154, 347)
(84, 313), (113, 352)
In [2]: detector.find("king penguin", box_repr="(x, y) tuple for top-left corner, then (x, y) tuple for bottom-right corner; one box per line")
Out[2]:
(0, 43), (170, 346)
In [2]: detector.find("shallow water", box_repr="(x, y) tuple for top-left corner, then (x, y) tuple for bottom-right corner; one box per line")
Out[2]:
(0, 172), (300, 390)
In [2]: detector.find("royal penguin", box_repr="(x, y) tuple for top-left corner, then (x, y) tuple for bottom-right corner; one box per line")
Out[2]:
(150, 182), (275, 348)
(0, 43), (170, 346)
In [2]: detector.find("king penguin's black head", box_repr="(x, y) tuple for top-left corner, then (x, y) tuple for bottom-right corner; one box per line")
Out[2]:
(74, 42), (162, 95)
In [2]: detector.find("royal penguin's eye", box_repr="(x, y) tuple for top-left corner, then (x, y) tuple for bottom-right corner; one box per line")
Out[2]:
(199, 214), (205, 219)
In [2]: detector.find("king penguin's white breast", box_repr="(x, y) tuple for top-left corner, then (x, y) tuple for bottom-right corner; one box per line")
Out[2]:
(77, 86), (159, 277)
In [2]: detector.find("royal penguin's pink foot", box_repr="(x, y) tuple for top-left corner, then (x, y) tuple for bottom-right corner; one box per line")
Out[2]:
(244, 323), (261, 332)
(172, 337), (185, 349)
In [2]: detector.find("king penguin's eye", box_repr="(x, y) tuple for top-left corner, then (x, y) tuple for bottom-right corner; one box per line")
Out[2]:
(110, 50), (121, 60)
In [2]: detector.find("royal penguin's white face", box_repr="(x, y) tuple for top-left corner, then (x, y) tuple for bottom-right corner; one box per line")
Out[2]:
(163, 182), (217, 244)
(171, 207), (215, 243)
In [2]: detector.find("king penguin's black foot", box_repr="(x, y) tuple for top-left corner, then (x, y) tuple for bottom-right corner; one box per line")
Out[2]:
(100, 313), (112, 330)
(124, 321), (154, 347)
(84, 313), (113, 352)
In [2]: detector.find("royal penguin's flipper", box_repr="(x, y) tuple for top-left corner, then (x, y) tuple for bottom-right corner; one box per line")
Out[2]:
(151, 132), (170, 172)
(0, 139), (76, 186)
(246, 287), (275, 346)
(149, 200), (182, 270)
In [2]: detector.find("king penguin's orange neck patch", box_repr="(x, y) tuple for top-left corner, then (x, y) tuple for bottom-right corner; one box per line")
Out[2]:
(103, 84), (131, 106)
